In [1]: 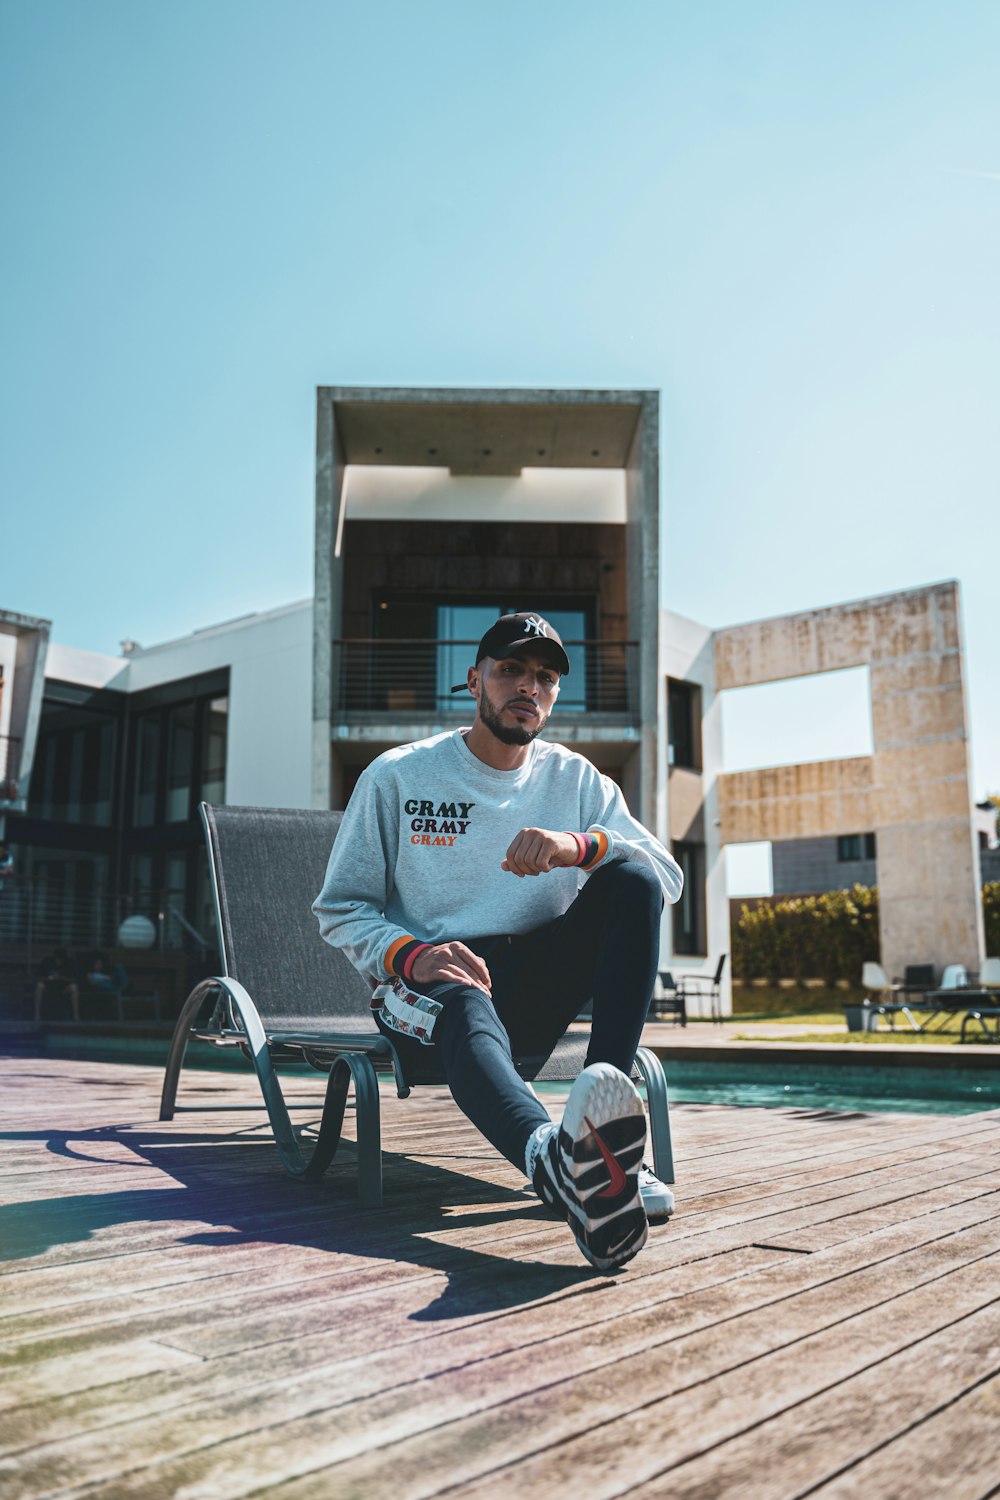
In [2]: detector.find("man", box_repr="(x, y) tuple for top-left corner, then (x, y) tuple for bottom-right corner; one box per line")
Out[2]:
(313, 612), (683, 1271)
(34, 945), (81, 1024)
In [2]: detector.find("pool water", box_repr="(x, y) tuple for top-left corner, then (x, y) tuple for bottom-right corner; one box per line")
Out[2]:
(650, 1059), (999, 1114)
(542, 1059), (999, 1114)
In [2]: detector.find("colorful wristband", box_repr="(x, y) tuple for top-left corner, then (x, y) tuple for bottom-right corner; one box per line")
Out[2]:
(578, 831), (609, 870)
(384, 935), (431, 982)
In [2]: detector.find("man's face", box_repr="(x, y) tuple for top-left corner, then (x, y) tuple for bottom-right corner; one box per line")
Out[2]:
(472, 652), (561, 746)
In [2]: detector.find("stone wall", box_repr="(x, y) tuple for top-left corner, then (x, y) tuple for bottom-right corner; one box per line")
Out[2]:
(716, 582), (983, 976)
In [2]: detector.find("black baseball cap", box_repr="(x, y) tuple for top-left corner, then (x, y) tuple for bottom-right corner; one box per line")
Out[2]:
(450, 611), (570, 692)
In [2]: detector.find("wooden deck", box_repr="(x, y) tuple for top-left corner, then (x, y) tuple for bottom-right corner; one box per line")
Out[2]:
(1, 1056), (998, 1499)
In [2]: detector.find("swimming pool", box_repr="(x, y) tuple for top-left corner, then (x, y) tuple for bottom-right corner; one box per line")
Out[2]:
(643, 1056), (1000, 1115)
(35, 1030), (1000, 1115)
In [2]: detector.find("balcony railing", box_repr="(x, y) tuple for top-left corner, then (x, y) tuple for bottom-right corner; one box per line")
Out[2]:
(0, 879), (215, 959)
(333, 639), (638, 722)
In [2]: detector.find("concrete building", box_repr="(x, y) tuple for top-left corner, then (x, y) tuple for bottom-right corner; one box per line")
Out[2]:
(0, 603), (311, 982)
(1, 386), (990, 1017)
(771, 834), (878, 896)
(716, 583), (986, 978)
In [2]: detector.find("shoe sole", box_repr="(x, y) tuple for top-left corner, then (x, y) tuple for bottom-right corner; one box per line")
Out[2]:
(558, 1064), (649, 1270)
(643, 1200), (675, 1223)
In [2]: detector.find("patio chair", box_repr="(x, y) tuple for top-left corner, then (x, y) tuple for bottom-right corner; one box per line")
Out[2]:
(861, 961), (893, 1000)
(651, 971), (686, 1026)
(898, 963), (935, 996)
(677, 954), (727, 1023)
(160, 804), (676, 1208)
(859, 961), (921, 1031)
(980, 957), (1000, 989)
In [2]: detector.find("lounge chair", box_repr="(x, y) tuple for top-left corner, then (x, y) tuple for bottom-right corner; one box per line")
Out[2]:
(160, 804), (676, 1208)
(677, 954), (727, 1022)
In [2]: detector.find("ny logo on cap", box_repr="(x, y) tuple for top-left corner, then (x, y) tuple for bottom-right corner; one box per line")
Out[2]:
(523, 615), (548, 639)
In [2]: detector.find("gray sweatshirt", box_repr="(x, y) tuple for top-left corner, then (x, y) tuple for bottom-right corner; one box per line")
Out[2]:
(313, 729), (683, 981)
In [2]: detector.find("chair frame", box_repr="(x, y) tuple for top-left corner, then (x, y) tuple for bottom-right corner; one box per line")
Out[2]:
(651, 970), (687, 1026)
(960, 1007), (1000, 1043)
(676, 954), (727, 1023)
(160, 804), (675, 1209)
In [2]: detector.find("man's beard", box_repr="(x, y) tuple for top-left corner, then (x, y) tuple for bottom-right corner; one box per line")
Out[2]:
(478, 689), (545, 746)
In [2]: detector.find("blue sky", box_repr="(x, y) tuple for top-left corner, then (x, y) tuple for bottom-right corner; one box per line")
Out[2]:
(3, 0), (998, 816)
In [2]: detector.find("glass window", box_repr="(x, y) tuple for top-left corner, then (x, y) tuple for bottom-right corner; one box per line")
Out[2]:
(837, 833), (876, 863)
(199, 697), (228, 805)
(165, 704), (195, 822)
(27, 702), (119, 826)
(668, 679), (701, 770)
(133, 714), (161, 827)
(128, 853), (155, 906)
(671, 840), (706, 956)
(88, 720), (116, 826)
(19, 848), (111, 949)
(436, 603), (588, 711)
(163, 853), (189, 947)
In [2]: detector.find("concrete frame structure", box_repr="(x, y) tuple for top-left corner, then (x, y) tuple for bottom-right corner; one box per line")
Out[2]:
(715, 582), (984, 978)
(313, 386), (661, 828)
(0, 609), (51, 815)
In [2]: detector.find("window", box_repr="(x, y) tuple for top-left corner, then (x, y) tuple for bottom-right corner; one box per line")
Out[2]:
(668, 679), (701, 770)
(200, 698), (228, 804)
(19, 848), (111, 948)
(132, 715), (161, 827)
(27, 699), (120, 826)
(166, 704), (196, 822)
(671, 840), (706, 955)
(438, 604), (589, 709)
(372, 596), (593, 713)
(129, 683), (228, 831)
(837, 833), (876, 863)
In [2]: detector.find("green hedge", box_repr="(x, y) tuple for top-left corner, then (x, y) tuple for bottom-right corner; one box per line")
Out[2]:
(984, 882), (1000, 957)
(732, 886), (880, 985)
(734, 883), (1000, 984)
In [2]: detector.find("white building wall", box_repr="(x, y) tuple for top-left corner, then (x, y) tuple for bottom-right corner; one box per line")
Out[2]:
(98, 601), (313, 811)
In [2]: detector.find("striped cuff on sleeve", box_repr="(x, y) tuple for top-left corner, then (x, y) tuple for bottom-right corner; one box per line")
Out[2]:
(577, 830), (610, 871)
(384, 935), (431, 983)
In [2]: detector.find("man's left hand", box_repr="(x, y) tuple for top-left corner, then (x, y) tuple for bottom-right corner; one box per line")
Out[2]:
(502, 828), (579, 877)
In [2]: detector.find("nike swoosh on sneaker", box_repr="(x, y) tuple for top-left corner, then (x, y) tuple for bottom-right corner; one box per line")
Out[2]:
(606, 1227), (641, 1259)
(583, 1115), (628, 1198)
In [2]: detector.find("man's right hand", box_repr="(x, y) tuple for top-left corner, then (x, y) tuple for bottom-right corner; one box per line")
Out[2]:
(410, 941), (492, 994)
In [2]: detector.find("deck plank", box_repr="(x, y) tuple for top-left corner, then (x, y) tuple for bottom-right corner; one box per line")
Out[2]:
(1, 1056), (997, 1500)
(623, 1304), (1000, 1499)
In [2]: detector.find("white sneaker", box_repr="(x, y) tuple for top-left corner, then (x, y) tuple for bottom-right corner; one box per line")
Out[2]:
(526, 1062), (648, 1271)
(638, 1162), (675, 1221)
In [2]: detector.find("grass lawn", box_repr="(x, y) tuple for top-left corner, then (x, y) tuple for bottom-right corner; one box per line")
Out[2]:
(731, 985), (860, 1020)
(726, 986), (983, 1044)
(733, 1025), (974, 1046)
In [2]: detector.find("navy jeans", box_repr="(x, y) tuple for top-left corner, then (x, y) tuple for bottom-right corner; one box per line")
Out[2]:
(381, 861), (663, 1170)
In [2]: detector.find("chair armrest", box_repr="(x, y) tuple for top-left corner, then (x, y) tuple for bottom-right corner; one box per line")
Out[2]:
(677, 977), (715, 995)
